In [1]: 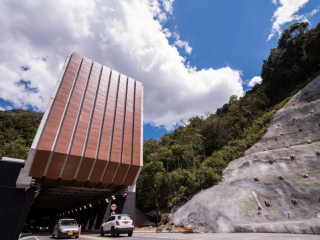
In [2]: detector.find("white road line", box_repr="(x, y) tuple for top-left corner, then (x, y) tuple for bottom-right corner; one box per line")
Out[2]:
(19, 237), (38, 240)
(155, 237), (185, 240)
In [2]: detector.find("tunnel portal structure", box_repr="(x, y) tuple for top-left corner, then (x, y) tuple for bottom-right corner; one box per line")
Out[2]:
(17, 52), (143, 190)
(0, 52), (144, 240)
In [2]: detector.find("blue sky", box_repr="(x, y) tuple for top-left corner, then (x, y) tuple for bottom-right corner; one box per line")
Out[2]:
(0, 0), (319, 141)
(144, 0), (320, 140)
(164, 0), (320, 84)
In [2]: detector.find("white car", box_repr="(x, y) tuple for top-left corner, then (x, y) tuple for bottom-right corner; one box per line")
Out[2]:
(100, 214), (134, 237)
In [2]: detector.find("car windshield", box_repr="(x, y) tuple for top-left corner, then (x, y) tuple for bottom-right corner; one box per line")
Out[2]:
(118, 216), (130, 220)
(61, 220), (77, 226)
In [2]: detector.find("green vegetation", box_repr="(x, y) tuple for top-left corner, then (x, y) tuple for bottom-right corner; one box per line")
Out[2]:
(0, 109), (43, 159)
(137, 22), (320, 220)
(1, 22), (320, 223)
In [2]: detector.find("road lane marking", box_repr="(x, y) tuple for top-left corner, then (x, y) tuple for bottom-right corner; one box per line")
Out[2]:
(20, 236), (39, 240)
(155, 237), (185, 239)
(80, 236), (111, 240)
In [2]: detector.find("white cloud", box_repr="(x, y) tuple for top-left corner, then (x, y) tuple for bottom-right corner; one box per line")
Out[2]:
(162, 0), (174, 14)
(172, 31), (193, 54)
(162, 28), (172, 38)
(174, 39), (193, 54)
(268, 0), (319, 41)
(272, 0), (278, 5)
(248, 76), (262, 87)
(0, 0), (244, 130)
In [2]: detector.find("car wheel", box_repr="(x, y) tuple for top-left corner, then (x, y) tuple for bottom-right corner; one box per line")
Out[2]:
(75, 236), (79, 239)
(116, 233), (120, 237)
(111, 227), (115, 237)
(128, 231), (133, 237)
(100, 227), (104, 236)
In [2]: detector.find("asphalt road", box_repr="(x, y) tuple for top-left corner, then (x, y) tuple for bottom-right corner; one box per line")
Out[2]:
(21, 232), (320, 240)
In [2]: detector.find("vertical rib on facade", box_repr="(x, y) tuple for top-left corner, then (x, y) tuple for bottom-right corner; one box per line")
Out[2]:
(29, 52), (143, 189)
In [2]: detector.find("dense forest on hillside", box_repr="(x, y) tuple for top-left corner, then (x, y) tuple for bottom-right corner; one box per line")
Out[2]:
(0, 109), (43, 159)
(1, 22), (320, 222)
(137, 22), (320, 221)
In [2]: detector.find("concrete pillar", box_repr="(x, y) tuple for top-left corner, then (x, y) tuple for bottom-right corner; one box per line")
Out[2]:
(95, 202), (108, 229)
(0, 159), (36, 240)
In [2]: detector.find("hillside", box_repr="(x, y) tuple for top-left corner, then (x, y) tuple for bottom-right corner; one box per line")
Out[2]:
(137, 22), (320, 221)
(172, 75), (320, 234)
(0, 109), (43, 160)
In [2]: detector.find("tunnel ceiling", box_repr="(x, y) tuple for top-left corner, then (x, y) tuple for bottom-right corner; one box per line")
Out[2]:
(28, 186), (115, 219)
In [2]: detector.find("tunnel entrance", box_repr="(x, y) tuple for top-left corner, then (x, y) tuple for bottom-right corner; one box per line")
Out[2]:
(0, 52), (144, 240)
(26, 185), (135, 233)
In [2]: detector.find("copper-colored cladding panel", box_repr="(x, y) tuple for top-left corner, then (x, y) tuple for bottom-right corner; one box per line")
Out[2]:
(29, 150), (51, 178)
(98, 71), (119, 161)
(44, 58), (92, 182)
(75, 68), (110, 188)
(124, 82), (142, 186)
(87, 71), (119, 188)
(110, 78), (135, 188)
(29, 53), (82, 178)
(59, 62), (102, 186)
(73, 62), (101, 187)
(99, 74), (127, 188)
(85, 67), (111, 158)
(58, 155), (80, 186)
(59, 62), (101, 185)
(28, 52), (142, 189)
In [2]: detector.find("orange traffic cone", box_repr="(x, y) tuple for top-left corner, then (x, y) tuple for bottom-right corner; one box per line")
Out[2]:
(79, 225), (81, 236)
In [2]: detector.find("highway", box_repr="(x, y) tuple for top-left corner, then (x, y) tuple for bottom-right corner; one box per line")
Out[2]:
(21, 232), (320, 240)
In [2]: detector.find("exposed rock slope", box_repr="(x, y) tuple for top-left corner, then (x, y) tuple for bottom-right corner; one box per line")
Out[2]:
(173, 76), (320, 234)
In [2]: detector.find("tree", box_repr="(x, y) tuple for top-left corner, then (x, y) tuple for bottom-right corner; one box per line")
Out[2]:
(262, 22), (310, 104)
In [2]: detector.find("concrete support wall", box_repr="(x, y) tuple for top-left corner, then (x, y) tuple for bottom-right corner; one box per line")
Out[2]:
(0, 160), (36, 240)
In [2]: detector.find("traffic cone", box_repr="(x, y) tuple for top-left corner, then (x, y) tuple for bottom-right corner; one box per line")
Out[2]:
(79, 225), (81, 236)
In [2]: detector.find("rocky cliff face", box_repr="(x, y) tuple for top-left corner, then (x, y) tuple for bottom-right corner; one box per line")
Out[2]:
(173, 76), (320, 234)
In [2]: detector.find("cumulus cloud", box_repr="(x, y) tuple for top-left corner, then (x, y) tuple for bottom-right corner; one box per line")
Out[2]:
(162, 28), (172, 38)
(272, 0), (278, 5)
(162, 0), (174, 14)
(174, 39), (193, 54)
(0, 0), (244, 130)
(268, 0), (319, 41)
(248, 76), (262, 87)
(172, 30), (193, 55)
